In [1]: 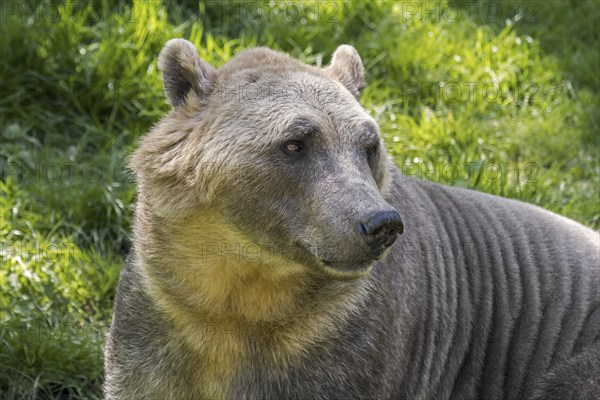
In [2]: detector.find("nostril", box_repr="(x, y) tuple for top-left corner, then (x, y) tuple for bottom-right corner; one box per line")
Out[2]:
(359, 223), (368, 235)
(361, 210), (404, 237)
(359, 210), (404, 254)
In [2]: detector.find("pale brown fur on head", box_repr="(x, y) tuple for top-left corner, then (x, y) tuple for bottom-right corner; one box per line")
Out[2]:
(130, 40), (391, 216)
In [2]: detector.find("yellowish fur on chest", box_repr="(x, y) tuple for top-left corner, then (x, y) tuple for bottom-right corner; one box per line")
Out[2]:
(136, 213), (368, 399)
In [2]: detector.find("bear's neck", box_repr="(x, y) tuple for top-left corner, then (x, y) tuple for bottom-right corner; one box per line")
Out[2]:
(133, 200), (371, 345)
(131, 200), (374, 399)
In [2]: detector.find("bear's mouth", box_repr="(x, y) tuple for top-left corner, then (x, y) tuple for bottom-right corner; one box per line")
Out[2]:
(295, 241), (375, 280)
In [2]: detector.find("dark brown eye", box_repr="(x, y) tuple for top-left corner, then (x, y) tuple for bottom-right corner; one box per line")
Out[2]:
(282, 141), (304, 156)
(366, 145), (378, 163)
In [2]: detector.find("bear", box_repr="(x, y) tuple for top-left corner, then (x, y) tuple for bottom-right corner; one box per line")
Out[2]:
(103, 39), (600, 399)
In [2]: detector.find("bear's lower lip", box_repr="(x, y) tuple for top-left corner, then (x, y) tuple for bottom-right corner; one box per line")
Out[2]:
(320, 259), (374, 277)
(294, 241), (374, 278)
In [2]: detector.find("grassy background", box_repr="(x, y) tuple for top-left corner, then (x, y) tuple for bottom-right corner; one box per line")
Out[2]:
(1, 0), (598, 398)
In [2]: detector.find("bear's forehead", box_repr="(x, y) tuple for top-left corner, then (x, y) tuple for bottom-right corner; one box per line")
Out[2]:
(213, 79), (365, 126)
(207, 101), (377, 145)
(209, 47), (372, 136)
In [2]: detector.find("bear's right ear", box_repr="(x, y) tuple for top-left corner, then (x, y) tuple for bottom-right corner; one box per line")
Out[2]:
(158, 39), (217, 107)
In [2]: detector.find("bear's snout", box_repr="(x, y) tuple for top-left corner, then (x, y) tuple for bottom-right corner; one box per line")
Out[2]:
(360, 210), (404, 257)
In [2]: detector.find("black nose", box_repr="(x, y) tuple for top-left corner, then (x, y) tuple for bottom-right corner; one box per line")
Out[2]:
(360, 210), (404, 254)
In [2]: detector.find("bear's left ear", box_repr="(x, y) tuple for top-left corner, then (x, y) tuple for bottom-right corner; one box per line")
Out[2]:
(158, 38), (217, 107)
(324, 45), (366, 98)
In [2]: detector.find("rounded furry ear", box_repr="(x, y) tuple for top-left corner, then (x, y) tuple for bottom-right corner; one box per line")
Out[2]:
(324, 45), (366, 98)
(158, 39), (217, 107)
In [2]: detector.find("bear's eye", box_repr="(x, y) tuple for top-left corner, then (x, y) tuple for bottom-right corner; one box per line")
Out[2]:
(282, 141), (304, 156)
(366, 145), (378, 165)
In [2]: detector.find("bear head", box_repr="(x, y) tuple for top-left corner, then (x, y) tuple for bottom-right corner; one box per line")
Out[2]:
(130, 39), (403, 280)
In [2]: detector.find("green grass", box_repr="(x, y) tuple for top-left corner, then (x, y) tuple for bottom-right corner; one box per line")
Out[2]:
(1, 0), (598, 398)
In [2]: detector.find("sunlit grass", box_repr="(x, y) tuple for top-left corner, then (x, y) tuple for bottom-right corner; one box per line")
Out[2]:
(1, 0), (598, 397)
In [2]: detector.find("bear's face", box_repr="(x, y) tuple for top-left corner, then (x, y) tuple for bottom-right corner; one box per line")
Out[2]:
(132, 40), (403, 279)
